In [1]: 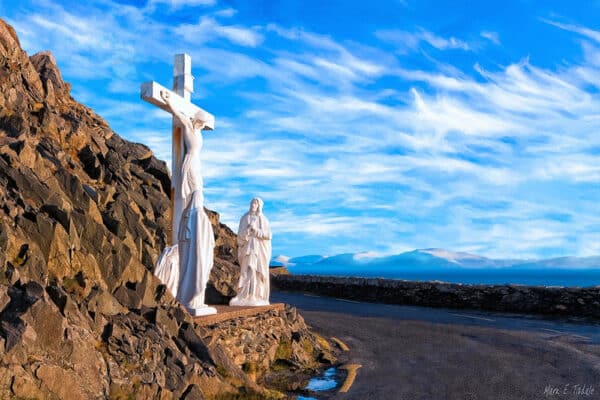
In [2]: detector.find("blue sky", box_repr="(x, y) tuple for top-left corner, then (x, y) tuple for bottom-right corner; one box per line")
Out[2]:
(2, 0), (599, 259)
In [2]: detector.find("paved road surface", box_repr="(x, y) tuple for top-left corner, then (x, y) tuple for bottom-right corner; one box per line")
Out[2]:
(272, 291), (600, 400)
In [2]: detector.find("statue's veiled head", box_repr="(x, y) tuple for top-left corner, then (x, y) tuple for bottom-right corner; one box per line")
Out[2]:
(249, 197), (263, 215)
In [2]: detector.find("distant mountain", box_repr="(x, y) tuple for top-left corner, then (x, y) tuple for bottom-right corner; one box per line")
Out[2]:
(273, 248), (600, 272)
(289, 254), (327, 264)
(270, 254), (326, 267)
(416, 249), (522, 268)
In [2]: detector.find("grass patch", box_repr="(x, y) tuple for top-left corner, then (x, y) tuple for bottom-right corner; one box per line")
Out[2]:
(301, 338), (314, 356)
(274, 338), (292, 360)
(314, 334), (331, 351)
(216, 364), (231, 378)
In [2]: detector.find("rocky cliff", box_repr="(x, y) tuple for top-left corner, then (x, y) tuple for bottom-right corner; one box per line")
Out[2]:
(0, 19), (333, 399)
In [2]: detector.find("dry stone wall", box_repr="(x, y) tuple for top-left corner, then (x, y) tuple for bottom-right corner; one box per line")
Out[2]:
(272, 274), (600, 319)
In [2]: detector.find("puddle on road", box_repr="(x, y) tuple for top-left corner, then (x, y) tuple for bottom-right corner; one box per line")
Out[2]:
(297, 367), (340, 399)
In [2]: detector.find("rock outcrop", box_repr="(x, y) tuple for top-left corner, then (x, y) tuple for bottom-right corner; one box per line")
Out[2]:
(197, 305), (336, 394)
(0, 18), (333, 399)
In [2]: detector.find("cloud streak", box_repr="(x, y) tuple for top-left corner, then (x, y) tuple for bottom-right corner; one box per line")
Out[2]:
(376, 28), (471, 52)
(175, 16), (264, 47)
(542, 19), (600, 43)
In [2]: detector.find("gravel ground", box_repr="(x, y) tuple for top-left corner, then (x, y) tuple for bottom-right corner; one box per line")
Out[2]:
(273, 292), (600, 400)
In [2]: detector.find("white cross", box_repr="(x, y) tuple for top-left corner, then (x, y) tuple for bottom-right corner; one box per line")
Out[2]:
(141, 54), (215, 244)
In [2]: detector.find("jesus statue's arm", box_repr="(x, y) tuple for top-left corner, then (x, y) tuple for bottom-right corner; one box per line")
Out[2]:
(160, 91), (193, 131)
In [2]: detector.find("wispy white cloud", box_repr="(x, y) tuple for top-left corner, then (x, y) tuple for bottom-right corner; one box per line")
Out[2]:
(410, 88), (518, 137)
(480, 30), (500, 45)
(149, 0), (216, 10)
(214, 8), (237, 18)
(578, 235), (600, 257)
(188, 47), (270, 81)
(542, 19), (600, 43)
(270, 213), (361, 235)
(534, 154), (600, 183)
(267, 23), (390, 83)
(175, 16), (264, 47)
(375, 28), (470, 52)
(6, 1), (171, 90)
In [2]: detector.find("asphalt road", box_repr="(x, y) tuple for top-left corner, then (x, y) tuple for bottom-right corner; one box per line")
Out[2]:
(272, 291), (600, 400)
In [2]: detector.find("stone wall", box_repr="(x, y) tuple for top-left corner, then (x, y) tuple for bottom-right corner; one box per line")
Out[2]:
(272, 274), (600, 319)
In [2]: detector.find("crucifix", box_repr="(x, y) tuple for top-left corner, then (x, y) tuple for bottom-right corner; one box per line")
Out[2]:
(142, 54), (218, 317)
(140, 54), (215, 244)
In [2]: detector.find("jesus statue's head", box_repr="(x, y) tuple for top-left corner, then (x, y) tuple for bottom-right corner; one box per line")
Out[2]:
(191, 110), (207, 131)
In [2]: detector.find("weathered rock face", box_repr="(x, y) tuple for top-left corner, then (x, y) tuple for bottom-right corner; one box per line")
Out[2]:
(0, 18), (239, 304)
(0, 18), (332, 399)
(0, 279), (236, 399)
(0, 17), (241, 399)
(197, 305), (336, 394)
(206, 210), (239, 304)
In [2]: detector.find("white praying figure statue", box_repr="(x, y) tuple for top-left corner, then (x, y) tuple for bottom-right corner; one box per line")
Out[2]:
(230, 198), (272, 307)
(154, 90), (216, 316)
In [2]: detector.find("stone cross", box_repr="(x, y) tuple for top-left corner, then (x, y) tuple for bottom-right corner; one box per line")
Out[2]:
(141, 54), (215, 244)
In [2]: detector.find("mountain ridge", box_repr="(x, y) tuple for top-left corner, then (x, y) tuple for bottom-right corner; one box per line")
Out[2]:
(275, 248), (600, 270)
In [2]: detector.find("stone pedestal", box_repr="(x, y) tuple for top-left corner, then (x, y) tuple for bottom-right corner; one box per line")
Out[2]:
(187, 305), (217, 317)
(229, 298), (270, 307)
(194, 303), (285, 325)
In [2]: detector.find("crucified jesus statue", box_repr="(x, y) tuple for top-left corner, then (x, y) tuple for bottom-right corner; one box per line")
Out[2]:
(144, 54), (217, 317)
(157, 91), (216, 316)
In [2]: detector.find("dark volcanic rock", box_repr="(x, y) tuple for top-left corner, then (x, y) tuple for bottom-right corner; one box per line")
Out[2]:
(206, 209), (240, 303)
(0, 281), (44, 351)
